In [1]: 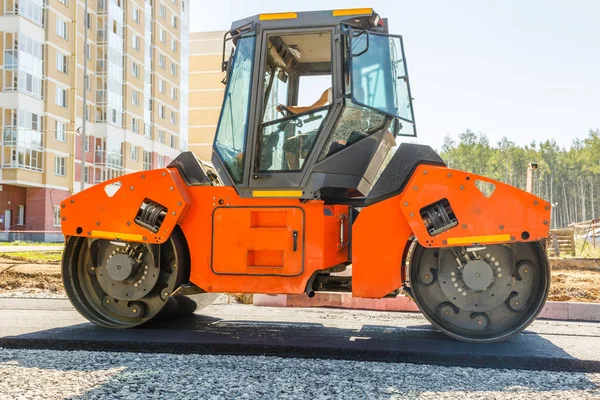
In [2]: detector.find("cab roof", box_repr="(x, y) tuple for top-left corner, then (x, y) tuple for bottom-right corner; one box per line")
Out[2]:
(230, 8), (378, 31)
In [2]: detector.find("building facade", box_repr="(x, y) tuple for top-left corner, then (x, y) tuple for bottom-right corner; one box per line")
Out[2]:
(0, 0), (189, 241)
(188, 31), (225, 161)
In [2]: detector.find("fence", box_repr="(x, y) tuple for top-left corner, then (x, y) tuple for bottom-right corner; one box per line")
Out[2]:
(547, 228), (575, 257)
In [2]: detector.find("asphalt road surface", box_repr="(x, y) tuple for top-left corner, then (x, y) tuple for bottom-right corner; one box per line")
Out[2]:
(1, 299), (600, 399)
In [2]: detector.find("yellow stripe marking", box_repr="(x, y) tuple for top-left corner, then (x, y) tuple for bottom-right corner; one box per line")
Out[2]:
(252, 190), (303, 198)
(259, 12), (298, 20)
(333, 8), (373, 16)
(446, 234), (512, 246)
(91, 230), (144, 242)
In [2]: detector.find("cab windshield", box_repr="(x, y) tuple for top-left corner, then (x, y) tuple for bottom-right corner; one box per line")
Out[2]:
(214, 35), (256, 183)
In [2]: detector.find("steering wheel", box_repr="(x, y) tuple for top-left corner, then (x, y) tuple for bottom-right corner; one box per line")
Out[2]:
(277, 104), (294, 118)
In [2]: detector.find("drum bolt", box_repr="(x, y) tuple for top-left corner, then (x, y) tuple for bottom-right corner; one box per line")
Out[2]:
(424, 274), (429, 279)
(162, 172), (166, 177)
(130, 186), (134, 190)
(450, 272), (456, 276)
(91, 267), (95, 271)
(524, 269), (528, 273)
(451, 278), (456, 283)
(105, 299), (110, 304)
(534, 200), (539, 205)
(409, 212), (414, 217)
(447, 173), (452, 178)
(403, 202), (409, 207)
(134, 283), (139, 287)
(454, 283), (459, 288)
(164, 291), (169, 297)
(497, 267), (502, 272)
(169, 186), (174, 191)
(177, 201), (182, 206)
(413, 186), (418, 191)
(478, 320), (483, 325)
(476, 273), (480, 277)
(491, 257), (495, 262)
(494, 261), (499, 266)
(498, 273), (503, 278)
(144, 271), (148, 275)
(141, 276), (146, 280)
(460, 186), (465, 190)
(485, 253), (490, 258)
(462, 292), (467, 296)
(515, 301), (520, 306)
(445, 311), (449, 315)
(133, 308), (137, 313)
(457, 288), (463, 292)
(144, 265), (148, 270)
(423, 170), (428, 175)
(172, 211), (176, 216)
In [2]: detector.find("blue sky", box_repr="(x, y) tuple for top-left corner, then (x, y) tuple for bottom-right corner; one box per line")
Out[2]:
(190, 0), (600, 150)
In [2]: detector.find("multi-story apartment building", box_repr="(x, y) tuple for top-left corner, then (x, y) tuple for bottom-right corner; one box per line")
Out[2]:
(188, 31), (225, 161)
(0, 0), (189, 241)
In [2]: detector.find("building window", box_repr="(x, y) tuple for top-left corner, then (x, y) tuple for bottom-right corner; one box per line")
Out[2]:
(131, 145), (138, 161)
(84, 135), (90, 152)
(85, 43), (91, 60)
(157, 155), (165, 168)
(159, 54), (166, 69)
(133, 7), (140, 23)
(158, 79), (165, 93)
(132, 62), (139, 78)
(56, 52), (68, 73)
(158, 130), (165, 144)
(171, 15), (177, 28)
(132, 91), (139, 106)
(171, 87), (177, 100)
(170, 110), (176, 125)
(132, 118), (138, 133)
(54, 156), (66, 176)
(86, 12), (92, 29)
(170, 135), (176, 149)
(143, 150), (152, 170)
(84, 166), (89, 184)
(1, 109), (44, 172)
(59, 0), (68, 6)
(53, 206), (61, 226)
(56, 18), (68, 40)
(171, 63), (177, 76)
(159, 4), (166, 18)
(171, 39), (177, 52)
(56, 87), (68, 107)
(133, 35), (140, 51)
(55, 121), (67, 142)
(85, 74), (90, 91)
(158, 105), (165, 119)
(160, 29), (166, 43)
(17, 205), (25, 225)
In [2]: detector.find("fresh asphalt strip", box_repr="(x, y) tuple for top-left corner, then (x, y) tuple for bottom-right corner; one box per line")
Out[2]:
(1, 298), (599, 373)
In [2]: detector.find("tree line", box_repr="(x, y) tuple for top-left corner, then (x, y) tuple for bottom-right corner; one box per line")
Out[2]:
(437, 129), (600, 228)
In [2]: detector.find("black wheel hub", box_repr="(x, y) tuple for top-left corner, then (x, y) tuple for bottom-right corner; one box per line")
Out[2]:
(106, 253), (137, 282)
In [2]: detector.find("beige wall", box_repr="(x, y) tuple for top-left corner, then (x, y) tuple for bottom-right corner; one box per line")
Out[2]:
(188, 31), (226, 161)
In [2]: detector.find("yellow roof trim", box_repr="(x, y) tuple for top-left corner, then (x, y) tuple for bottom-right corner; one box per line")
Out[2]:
(333, 8), (373, 17)
(446, 234), (512, 246)
(260, 12), (298, 21)
(252, 190), (303, 198)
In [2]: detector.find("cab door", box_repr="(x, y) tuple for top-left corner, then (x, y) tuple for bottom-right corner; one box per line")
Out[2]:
(211, 206), (304, 276)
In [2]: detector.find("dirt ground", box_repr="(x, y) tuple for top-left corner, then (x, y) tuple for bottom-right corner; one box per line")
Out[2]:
(1, 256), (599, 303)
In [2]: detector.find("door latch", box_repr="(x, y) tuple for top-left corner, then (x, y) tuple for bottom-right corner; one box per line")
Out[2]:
(292, 230), (298, 252)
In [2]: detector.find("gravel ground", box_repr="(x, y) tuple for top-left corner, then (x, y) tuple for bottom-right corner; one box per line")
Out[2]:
(0, 349), (599, 399)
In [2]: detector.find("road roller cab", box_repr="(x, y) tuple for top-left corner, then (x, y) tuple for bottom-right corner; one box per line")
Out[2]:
(60, 8), (552, 343)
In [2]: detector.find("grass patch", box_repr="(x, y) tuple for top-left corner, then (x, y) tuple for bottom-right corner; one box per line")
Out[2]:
(574, 238), (600, 258)
(2, 251), (62, 264)
(0, 241), (63, 247)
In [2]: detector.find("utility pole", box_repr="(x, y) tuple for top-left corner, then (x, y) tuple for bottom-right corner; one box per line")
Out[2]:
(80, 0), (88, 192)
(526, 162), (538, 194)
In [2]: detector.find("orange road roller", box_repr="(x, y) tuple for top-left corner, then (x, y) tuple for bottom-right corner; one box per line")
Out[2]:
(60, 8), (551, 342)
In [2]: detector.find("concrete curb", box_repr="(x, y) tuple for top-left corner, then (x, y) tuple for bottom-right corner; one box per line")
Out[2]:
(253, 293), (600, 322)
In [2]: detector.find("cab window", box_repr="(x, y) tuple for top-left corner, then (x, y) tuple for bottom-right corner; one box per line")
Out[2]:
(214, 35), (255, 183)
(257, 32), (332, 172)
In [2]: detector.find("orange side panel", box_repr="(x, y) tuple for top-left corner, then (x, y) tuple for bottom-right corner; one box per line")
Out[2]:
(399, 165), (551, 248)
(352, 196), (414, 298)
(212, 207), (304, 276)
(180, 187), (350, 294)
(60, 169), (190, 244)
